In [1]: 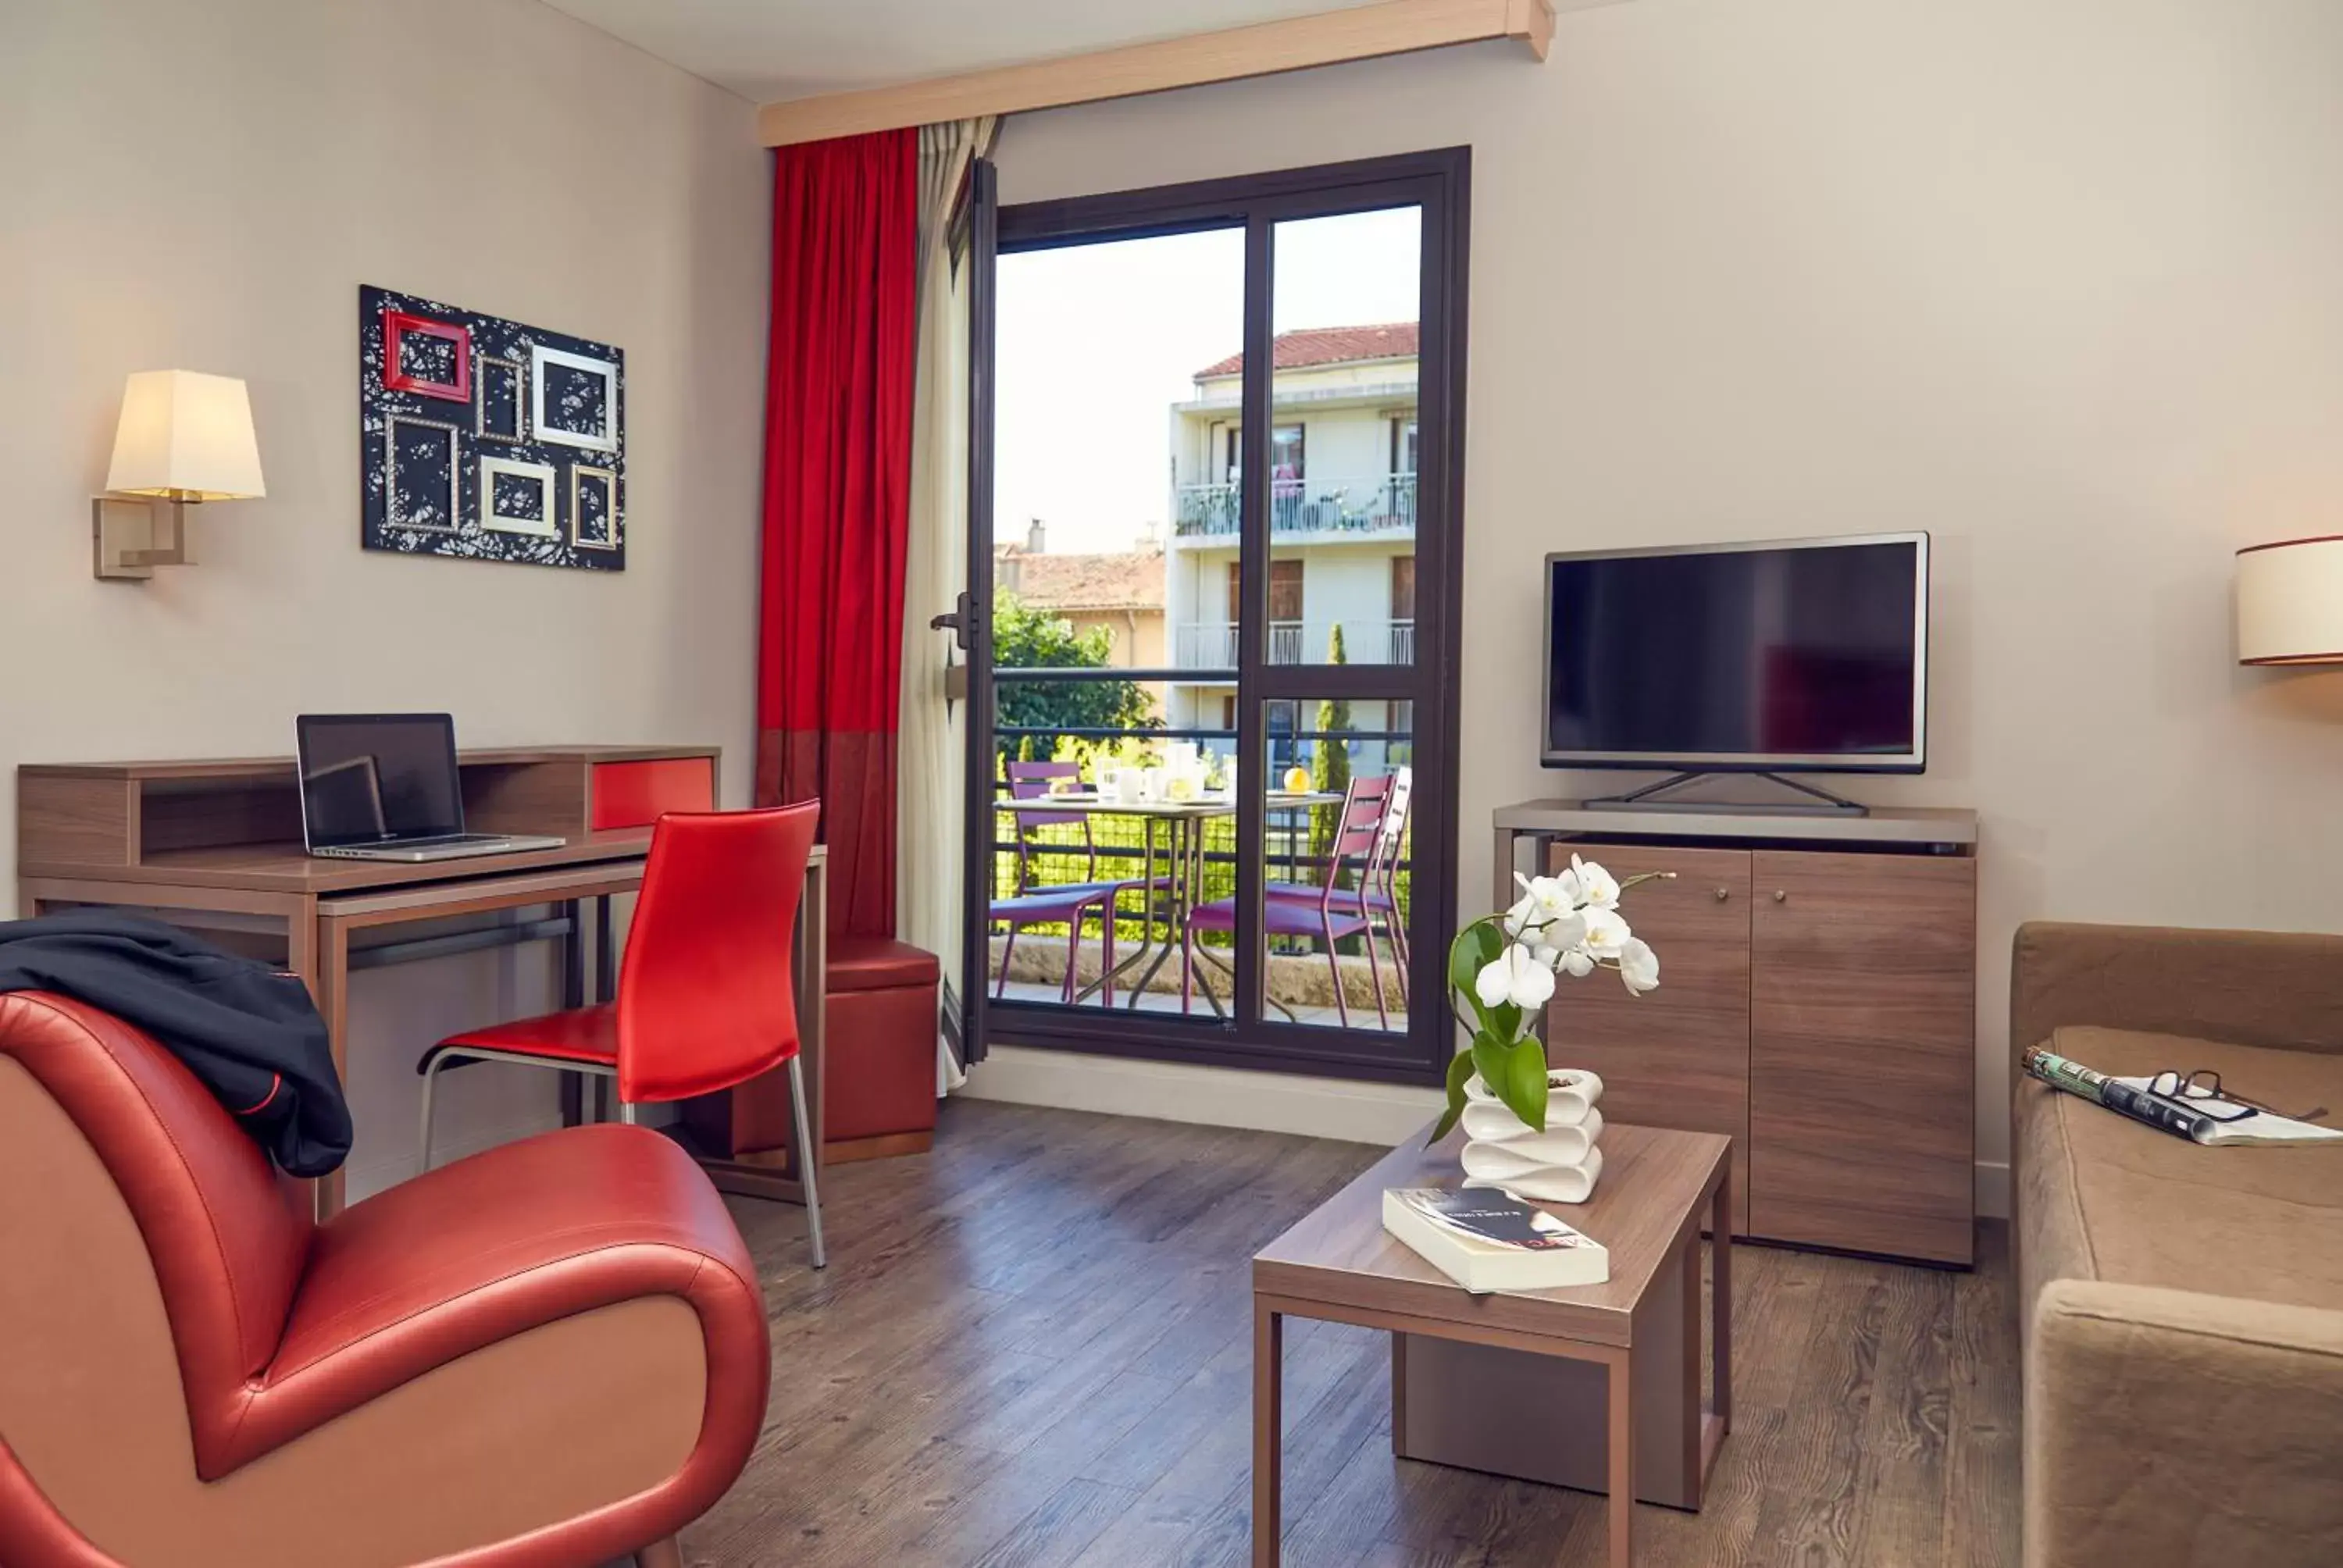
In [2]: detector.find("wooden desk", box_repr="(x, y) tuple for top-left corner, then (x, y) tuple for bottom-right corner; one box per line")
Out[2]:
(16, 747), (826, 1217)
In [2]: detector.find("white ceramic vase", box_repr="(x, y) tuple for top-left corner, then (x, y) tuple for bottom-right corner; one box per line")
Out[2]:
(1459, 1068), (1606, 1203)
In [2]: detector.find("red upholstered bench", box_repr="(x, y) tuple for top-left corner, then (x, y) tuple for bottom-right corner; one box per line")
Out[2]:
(820, 936), (943, 1160)
(684, 936), (942, 1166)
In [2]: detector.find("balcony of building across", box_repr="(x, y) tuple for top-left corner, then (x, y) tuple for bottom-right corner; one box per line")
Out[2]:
(1171, 617), (1414, 672)
(1172, 472), (1415, 543)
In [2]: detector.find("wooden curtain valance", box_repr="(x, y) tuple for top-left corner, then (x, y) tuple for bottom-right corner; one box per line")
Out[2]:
(757, 0), (1574, 148)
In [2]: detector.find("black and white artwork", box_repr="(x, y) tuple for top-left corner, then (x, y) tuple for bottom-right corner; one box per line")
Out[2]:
(360, 283), (625, 571)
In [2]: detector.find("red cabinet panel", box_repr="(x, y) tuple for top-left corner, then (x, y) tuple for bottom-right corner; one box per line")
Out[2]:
(590, 757), (714, 830)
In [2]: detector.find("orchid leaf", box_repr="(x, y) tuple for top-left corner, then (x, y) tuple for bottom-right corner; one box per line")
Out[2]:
(1471, 1034), (1510, 1099)
(1502, 1036), (1550, 1133)
(1448, 919), (1502, 1007)
(1427, 1049), (1476, 1144)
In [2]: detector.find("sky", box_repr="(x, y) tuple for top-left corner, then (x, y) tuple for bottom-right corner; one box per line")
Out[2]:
(993, 205), (1421, 558)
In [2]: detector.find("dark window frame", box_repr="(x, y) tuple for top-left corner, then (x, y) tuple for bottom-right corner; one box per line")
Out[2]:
(969, 148), (1471, 1088)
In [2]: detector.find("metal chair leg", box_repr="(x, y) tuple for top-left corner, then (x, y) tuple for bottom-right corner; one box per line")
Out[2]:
(617, 1097), (639, 1124)
(787, 1053), (826, 1270)
(1325, 936), (1350, 1029)
(418, 1051), (451, 1173)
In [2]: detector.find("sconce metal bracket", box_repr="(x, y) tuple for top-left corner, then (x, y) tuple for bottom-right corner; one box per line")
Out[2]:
(92, 496), (189, 582)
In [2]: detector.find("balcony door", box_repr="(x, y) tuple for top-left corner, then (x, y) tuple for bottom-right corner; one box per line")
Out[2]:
(963, 149), (1470, 1086)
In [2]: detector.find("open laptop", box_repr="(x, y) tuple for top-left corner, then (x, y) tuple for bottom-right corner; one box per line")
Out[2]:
(297, 714), (565, 861)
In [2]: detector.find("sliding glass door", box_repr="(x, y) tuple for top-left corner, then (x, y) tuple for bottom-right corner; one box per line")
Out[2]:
(962, 150), (1469, 1087)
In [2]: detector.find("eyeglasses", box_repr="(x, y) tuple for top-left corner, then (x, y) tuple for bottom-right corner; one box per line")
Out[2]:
(2146, 1068), (2327, 1124)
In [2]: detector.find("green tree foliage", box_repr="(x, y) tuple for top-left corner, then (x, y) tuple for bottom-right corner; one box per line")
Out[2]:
(991, 590), (1157, 768)
(1309, 622), (1353, 879)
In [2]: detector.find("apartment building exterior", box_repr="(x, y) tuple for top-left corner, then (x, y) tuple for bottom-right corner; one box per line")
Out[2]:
(1163, 323), (1418, 770)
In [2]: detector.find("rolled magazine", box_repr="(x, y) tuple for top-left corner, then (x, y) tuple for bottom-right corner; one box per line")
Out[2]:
(2021, 1046), (2343, 1147)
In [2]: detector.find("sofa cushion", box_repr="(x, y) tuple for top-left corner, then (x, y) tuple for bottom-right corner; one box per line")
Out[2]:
(2023, 1025), (2343, 1312)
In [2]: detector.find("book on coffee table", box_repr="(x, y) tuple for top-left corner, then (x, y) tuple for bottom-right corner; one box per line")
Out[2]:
(1382, 1187), (1610, 1294)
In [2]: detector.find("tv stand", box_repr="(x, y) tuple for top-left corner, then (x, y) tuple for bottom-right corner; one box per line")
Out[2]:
(1491, 796), (1977, 1265)
(1581, 770), (1869, 817)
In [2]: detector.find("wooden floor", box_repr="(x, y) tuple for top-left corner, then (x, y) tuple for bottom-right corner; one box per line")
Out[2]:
(686, 1099), (2019, 1567)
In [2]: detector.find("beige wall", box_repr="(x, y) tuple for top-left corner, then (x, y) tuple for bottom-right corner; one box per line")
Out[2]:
(0, 0), (769, 1197)
(990, 0), (2343, 1185)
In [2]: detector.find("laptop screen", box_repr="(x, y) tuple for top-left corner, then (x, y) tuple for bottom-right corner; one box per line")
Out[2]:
(298, 715), (467, 846)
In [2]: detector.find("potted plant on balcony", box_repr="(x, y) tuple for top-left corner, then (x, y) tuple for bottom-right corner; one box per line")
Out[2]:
(1430, 857), (1667, 1201)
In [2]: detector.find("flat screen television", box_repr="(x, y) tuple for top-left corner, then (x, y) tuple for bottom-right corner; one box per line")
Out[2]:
(1542, 533), (1928, 773)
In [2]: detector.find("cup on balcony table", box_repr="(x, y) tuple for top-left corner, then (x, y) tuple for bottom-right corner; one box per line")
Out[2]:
(1111, 768), (1142, 805)
(1140, 767), (1164, 803)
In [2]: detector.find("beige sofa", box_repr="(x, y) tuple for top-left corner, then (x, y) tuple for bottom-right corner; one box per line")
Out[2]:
(2011, 922), (2343, 1568)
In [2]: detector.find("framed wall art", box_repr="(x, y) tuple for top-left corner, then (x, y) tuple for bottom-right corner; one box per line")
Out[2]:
(571, 464), (620, 551)
(531, 346), (619, 453)
(480, 456), (558, 538)
(359, 283), (625, 571)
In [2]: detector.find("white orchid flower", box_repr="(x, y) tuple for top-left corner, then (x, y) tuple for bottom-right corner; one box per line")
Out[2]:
(1617, 936), (1660, 995)
(1509, 872), (1580, 932)
(1475, 943), (1557, 1011)
(1580, 907), (1632, 959)
(1535, 911), (1587, 958)
(1564, 854), (1621, 910)
(1558, 947), (1595, 978)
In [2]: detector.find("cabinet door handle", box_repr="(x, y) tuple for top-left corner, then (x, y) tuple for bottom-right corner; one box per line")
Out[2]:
(1714, 886), (1730, 901)
(1773, 889), (1788, 903)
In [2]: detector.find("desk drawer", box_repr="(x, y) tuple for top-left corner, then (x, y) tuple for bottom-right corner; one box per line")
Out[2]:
(590, 758), (715, 830)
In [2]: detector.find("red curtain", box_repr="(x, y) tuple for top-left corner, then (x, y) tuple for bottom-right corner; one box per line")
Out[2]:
(755, 130), (918, 938)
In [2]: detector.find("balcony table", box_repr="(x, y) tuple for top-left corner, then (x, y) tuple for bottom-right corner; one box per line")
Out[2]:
(991, 789), (1340, 1016)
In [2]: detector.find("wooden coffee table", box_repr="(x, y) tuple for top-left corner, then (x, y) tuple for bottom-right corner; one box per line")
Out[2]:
(1251, 1121), (1732, 1567)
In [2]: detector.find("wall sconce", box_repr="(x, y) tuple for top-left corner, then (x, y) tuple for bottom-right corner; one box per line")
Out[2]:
(94, 369), (266, 581)
(2236, 536), (2343, 665)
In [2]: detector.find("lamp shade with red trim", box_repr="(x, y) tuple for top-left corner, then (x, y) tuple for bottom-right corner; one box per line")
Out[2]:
(2237, 536), (2343, 665)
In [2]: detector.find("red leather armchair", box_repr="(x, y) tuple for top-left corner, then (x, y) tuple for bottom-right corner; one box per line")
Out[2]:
(0, 990), (769, 1568)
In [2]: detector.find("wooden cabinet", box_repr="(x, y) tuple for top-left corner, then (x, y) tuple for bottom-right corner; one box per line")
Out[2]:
(1749, 851), (1974, 1263)
(1545, 845), (1754, 1234)
(1541, 829), (1976, 1266)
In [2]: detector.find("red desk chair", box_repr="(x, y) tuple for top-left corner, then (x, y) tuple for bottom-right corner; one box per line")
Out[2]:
(419, 802), (827, 1267)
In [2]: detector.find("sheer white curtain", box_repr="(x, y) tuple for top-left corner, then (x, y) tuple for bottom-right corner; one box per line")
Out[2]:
(899, 117), (996, 1093)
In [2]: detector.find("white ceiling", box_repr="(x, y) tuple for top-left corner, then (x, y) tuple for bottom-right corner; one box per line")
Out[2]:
(537, 0), (1389, 105)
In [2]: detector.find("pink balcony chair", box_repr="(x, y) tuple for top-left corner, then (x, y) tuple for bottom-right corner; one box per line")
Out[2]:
(1005, 761), (1169, 908)
(1183, 773), (1403, 1030)
(1268, 764), (1412, 998)
(989, 884), (1118, 1005)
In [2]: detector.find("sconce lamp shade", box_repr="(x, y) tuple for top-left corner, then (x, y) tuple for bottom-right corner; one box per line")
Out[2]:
(103, 370), (266, 501)
(2237, 536), (2343, 665)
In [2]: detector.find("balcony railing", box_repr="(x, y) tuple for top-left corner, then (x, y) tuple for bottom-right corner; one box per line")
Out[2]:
(1173, 618), (1416, 669)
(1172, 472), (1417, 540)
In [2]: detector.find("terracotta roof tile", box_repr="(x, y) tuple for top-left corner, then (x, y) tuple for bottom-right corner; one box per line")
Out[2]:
(1195, 322), (1418, 380)
(999, 548), (1164, 611)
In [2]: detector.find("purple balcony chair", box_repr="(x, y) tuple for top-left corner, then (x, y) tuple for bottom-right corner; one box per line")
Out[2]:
(1005, 758), (1170, 934)
(992, 761), (1164, 1007)
(1267, 765), (1413, 997)
(1184, 775), (1400, 1030)
(989, 884), (1117, 1004)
